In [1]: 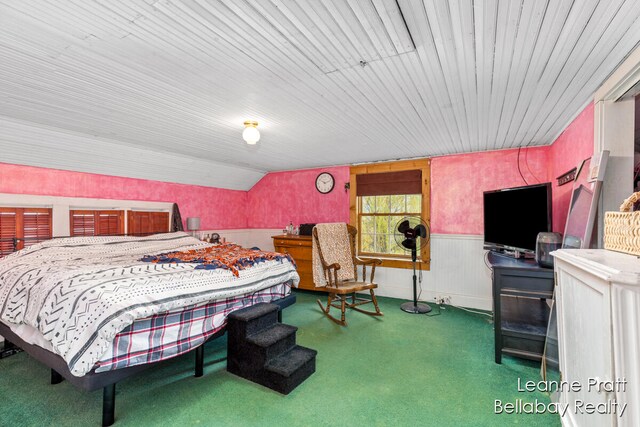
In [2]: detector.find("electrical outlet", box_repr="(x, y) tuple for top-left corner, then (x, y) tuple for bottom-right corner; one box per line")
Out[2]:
(434, 296), (451, 305)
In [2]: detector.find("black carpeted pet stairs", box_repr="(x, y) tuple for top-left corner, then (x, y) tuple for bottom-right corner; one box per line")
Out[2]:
(227, 303), (317, 394)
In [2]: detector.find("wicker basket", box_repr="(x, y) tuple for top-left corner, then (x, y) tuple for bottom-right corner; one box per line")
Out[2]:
(604, 192), (640, 256)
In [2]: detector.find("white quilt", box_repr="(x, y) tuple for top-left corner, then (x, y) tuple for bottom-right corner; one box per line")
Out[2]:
(0, 232), (299, 376)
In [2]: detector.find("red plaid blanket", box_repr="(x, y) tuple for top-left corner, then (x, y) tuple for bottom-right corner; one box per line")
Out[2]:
(94, 282), (291, 372)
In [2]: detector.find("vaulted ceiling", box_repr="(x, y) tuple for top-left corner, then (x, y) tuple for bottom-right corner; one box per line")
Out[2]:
(1, 0), (639, 190)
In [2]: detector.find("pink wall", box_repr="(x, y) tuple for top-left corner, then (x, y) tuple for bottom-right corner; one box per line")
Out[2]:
(0, 163), (351, 231)
(0, 163), (248, 230)
(247, 166), (350, 229)
(245, 102), (593, 234)
(430, 147), (550, 234)
(1, 103), (593, 235)
(548, 103), (595, 232)
(430, 103), (594, 235)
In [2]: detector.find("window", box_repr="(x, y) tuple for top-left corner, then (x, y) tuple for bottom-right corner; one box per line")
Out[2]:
(0, 208), (52, 257)
(350, 159), (430, 270)
(70, 210), (124, 237)
(127, 211), (170, 236)
(359, 194), (422, 256)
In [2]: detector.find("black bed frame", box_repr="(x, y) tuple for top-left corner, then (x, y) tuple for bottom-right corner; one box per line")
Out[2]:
(0, 294), (296, 426)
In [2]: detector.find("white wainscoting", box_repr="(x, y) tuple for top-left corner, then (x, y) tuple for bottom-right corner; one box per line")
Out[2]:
(199, 228), (285, 250)
(373, 234), (493, 311)
(238, 230), (493, 311)
(0, 230), (492, 344)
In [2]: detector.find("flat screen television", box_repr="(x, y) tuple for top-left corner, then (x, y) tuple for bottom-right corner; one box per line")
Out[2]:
(483, 183), (552, 255)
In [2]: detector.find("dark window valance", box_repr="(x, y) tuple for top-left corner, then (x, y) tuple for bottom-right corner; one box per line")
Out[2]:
(356, 169), (422, 196)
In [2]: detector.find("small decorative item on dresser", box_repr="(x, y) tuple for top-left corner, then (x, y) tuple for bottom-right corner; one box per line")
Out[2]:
(604, 192), (640, 256)
(299, 223), (316, 236)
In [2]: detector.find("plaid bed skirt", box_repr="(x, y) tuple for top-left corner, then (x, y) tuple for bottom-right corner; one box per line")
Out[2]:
(94, 281), (292, 372)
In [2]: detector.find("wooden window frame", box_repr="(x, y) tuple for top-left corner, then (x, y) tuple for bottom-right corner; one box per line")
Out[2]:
(0, 207), (52, 256)
(70, 210), (125, 237)
(350, 159), (431, 270)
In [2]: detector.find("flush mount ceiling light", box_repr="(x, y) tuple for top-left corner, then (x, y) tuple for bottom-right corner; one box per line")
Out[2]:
(242, 120), (260, 145)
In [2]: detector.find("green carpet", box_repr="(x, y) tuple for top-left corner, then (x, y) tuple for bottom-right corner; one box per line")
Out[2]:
(0, 291), (560, 426)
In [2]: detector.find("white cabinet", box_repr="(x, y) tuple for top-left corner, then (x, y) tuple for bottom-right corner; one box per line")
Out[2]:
(553, 249), (640, 427)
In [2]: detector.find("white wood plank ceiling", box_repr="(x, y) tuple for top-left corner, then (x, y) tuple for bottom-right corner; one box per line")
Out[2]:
(1, 0), (639, 190)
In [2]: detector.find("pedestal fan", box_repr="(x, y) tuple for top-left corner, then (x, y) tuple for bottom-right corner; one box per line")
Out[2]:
(394, 217), (431, 314)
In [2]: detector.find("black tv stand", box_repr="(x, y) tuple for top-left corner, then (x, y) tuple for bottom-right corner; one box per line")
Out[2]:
(488, 251), (554, 364)
(492, 249), (534, 260)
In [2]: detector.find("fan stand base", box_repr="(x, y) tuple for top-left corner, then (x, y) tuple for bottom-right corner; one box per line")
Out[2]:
(400, 302), (432, 314)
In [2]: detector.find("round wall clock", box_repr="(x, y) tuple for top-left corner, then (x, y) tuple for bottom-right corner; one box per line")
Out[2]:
(315, 172), (335, 194)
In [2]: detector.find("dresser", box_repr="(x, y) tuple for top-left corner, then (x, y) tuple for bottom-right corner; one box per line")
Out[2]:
(488, 251), (554, 364)
(553, 249), (640, 427)
(272, 235), (316, 291)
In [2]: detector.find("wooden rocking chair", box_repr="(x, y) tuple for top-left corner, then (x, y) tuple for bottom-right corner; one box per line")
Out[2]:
(312, 224), (383, 326)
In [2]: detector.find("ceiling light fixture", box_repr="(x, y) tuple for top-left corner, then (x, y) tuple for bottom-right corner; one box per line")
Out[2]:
(242, 120), (260, 145)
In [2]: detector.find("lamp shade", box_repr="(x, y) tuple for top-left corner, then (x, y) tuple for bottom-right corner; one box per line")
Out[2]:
(186, 217), (200, 231)
(243, 121), (260, 144)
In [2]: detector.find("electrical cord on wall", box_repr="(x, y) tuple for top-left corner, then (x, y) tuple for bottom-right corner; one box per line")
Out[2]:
(483, 251), (494, 280)
(483, 251), (491, 270)
(524, 148), (541, 183)
(450, 304), (493, 318)
(517, 147), (529, 185)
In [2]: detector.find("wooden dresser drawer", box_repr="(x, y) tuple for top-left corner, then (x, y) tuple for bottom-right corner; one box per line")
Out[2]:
(272, 234), (316, 291)
(273, 239), (311, 248)
(276, 245), (311, 261)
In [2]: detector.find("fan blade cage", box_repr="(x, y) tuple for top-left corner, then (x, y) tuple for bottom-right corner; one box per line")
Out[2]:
(393, 216), (430, 253)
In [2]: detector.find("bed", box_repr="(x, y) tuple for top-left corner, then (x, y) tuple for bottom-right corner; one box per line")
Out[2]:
(0, 232), (299, 425)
